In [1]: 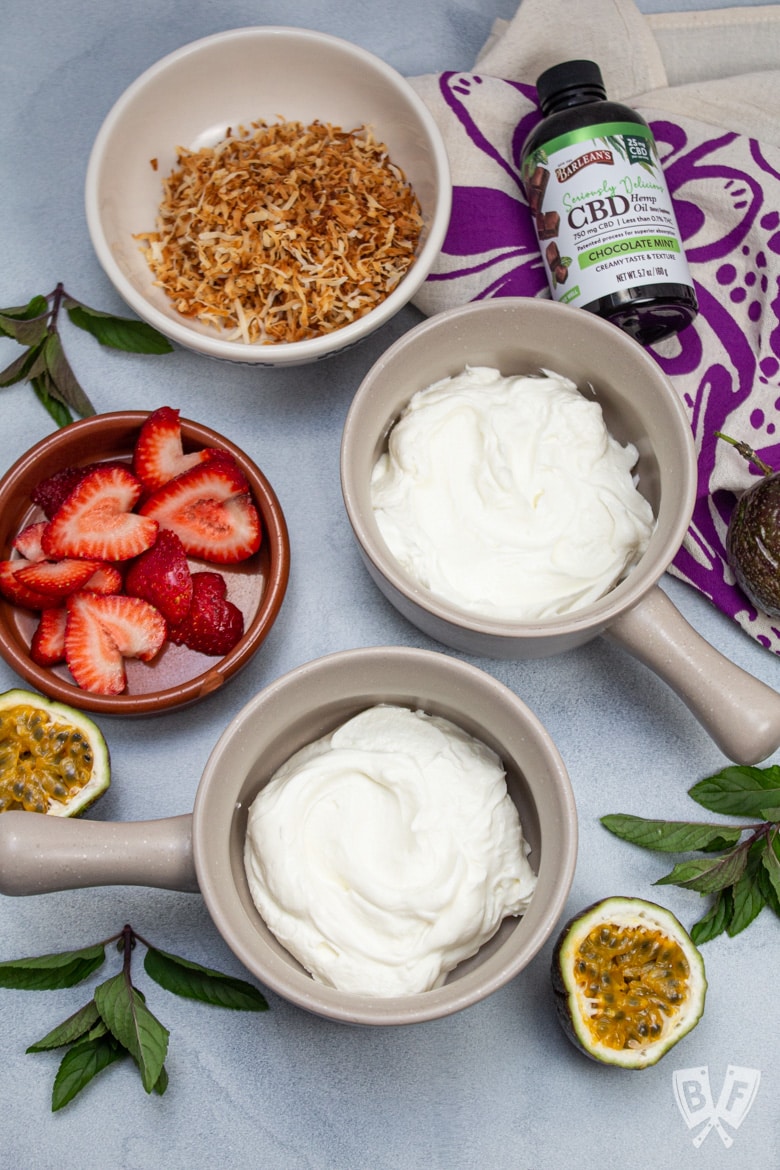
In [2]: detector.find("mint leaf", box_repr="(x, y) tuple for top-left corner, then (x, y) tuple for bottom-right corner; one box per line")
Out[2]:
(51, 1034), (125, 1112)
(0, 943), (106, 990)
(26, 999), (102, 1051)
(43, 332), (96, 417)
(66, 302), (173, 354)
(655, 846), (748, 894)
(690, 766), (780, 817)
(0, 340), (47, 388)
(31, 370), (73, 427)
(94, 972), (169, 1093)
(760, 837), (780, 912)
(0, 296), (49, 344)
(728, 864), (767, 937)
(144, 946), (268, 1012)
(690, 889), (732, 945)
(600, 814), (743, 853)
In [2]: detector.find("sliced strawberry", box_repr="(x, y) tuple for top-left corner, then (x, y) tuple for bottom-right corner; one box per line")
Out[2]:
(125, 529), (193, 624)
(17, 558), (104, 599)
(133, 406), (216, 494)
(168, 571), (244, 656)
(139, 451), (262, 564)
(84, 564), (124, 595)
(65, 592), (167, 694)
(0, 560), (57, 609)
(42, 465), (158, 563)
(30, 460), (126, 520)
(13, 521), (48, 563)
(31, 464), (94, 519)
(30, 606), (67, 666)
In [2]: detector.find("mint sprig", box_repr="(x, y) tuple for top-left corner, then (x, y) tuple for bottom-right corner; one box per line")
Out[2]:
(601, 764), (780, 946)
(0, 284), (173, 427)
(0, 924), (268, 1111)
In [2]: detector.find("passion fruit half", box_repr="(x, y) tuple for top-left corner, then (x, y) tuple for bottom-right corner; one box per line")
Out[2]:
(0, 688), (110, 816)
(552, 896), (707, 1069)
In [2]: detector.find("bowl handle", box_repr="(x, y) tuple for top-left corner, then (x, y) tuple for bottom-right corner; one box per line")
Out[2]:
(0, 811), (199, 896)
(603, 584), (780, 765)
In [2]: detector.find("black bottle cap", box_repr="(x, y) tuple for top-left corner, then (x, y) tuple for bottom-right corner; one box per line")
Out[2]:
(536, 60), (606, 114)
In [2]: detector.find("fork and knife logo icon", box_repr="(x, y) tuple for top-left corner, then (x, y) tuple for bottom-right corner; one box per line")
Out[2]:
(673, 1065), (761, 1147)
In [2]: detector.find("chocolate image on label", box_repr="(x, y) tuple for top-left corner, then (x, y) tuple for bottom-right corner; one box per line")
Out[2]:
(537, 210), (560, 240)
(527, 166), (550, 213)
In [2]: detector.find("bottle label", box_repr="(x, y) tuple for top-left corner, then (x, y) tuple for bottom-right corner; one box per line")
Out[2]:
(523, 120), (693, 307)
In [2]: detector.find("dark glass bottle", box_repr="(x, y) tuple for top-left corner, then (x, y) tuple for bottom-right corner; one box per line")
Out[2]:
(521, 59), (698, 346)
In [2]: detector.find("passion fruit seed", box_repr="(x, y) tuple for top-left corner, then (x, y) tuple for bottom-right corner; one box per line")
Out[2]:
(552, 896), (707, 1070)
(572, 923), (690, 1052)
(0, 689), (110, 816)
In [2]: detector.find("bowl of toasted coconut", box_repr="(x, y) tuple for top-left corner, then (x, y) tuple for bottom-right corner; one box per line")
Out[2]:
(85, 27), (452, 367)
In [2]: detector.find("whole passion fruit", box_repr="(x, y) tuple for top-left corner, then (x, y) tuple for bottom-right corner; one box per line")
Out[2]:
(552, 896), (707, 1069)
(0, 688), (110, 815)
(718, 432), (780, 616)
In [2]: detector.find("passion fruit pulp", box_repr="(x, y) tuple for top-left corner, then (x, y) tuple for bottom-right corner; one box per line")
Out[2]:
(0, 688), (110, 816)
(552, 896), (706, 1069)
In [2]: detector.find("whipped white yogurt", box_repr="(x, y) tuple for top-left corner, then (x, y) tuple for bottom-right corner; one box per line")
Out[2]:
(370, 366), (655, 621)
(243, 704), (537, 997)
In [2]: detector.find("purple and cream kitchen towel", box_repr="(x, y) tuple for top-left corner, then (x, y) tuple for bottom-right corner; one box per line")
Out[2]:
(410, 0), (780, 654)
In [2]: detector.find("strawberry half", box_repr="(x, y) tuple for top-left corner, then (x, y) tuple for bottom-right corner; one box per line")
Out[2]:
(42, 465), (158, 563)
(125, 529), (193, 624)
(0, 560), (58, 610)
(139, 451), (261, 564)
(17, 558), (104, 599)
(84, 564), (124, 595)
(65, 592), (167, 694)
(30, 607), (67, 667)
(31, 460), (126, 519)
(168, 571), (244, 656)
(13, 521), (48, 563)
(133, 406), (216, 494)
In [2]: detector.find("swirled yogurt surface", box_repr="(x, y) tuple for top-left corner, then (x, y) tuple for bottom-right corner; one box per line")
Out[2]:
(370, 366), (655, 621)
(243, 704), (537, 997)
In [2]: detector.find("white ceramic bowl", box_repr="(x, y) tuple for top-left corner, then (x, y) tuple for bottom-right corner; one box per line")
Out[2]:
(340, 298), (780, 766)
(0, 647), (578, 1025)
(85, 27), (451, 367)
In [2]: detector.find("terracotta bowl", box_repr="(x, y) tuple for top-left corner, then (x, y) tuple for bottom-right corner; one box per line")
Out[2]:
(0, 646), (578, 1025)
(85, 26), (451, 367)
(0, 411), (290, 715)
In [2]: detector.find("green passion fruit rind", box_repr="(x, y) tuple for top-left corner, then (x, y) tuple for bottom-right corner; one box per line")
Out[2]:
(552, 896), (707, 1070)
(0, 688), (110, 816)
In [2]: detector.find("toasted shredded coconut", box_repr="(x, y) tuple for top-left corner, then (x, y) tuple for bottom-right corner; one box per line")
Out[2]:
(135, 120), (424, 345)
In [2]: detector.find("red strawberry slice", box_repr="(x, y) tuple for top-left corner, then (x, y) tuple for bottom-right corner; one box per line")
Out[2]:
(65, 592), (167, 694)
(125, 529), (193, 624)
(168, 571), (244, 656)
(42, 465), (158, 563)
(30, 460), (127, 519)
(139, 452), (261, 564)
(17, 558), (104, 599)
(13, 521), (48, 563)
(133, 406), (216, 494)
(84, 564), (124, 595)
(0, 560), (57, 610)
(30, 606), (67, 667)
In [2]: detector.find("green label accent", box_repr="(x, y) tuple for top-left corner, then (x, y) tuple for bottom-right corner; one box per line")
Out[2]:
(538, 121), (652, 158)
(560, 286), (581, 304)
(578, 235), (682, 270)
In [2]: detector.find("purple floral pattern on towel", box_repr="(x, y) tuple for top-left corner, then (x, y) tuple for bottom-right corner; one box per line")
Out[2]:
(422, 71), (780, 653)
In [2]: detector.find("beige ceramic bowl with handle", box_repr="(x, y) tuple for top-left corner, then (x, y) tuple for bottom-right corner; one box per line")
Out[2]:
(85, 27), (451, 367)
(0, 646), (578, 1026)
(340, 298), (780, 766)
